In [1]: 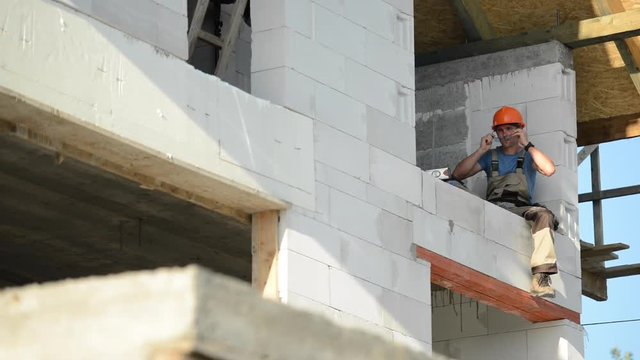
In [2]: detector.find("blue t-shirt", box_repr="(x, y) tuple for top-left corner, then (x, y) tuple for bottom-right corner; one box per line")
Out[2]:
(477, 147), (537, 202)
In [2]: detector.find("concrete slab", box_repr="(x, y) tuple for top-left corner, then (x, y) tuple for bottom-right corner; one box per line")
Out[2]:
(0, 266), (428, 359)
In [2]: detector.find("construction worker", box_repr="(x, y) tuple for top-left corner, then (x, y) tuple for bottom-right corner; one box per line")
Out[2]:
(451, 106), (558, 298)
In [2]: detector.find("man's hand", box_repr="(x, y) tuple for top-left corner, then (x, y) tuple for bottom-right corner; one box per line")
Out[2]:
(512, 128), (529, 147)
(480, 133), (494, 152)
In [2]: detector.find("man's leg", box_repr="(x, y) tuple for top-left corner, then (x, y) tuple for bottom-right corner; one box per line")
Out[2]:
(509, 206), (558, 297)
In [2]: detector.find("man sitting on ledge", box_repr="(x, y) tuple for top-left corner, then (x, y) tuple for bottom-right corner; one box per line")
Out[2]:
(451, 106), (558, 298)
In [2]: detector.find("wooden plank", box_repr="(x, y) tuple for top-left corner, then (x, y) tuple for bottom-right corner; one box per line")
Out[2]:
(214, 0), (248, 76)
(577, 145), (598, 165)
(415, 245), (580, 324)
(577, 112), (640, 146)
(579, 184), (640, 202)
(582, 269), (608, 301)
(251, 210), (279, 300)
(188, 0), (211, 57)
(416, 9), (640, 66)
(581, 243), (630, 258)
(451, 0), (495, 41)
(605, 263), (640, 278)
(198, 30), (224, 48)
(583, 253), (619, 265)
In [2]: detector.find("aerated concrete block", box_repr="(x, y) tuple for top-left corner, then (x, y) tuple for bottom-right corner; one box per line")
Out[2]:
(367, 107), (417, 164)
(533, 166), (578, 205)
(435, 180), (485, 235)
(434, 330), (527, 360)
(526, 321), (584, 360)
(346, 59), (398, 118)
(282, 210), (342, 268)
(380, 289), (431, 342)
(219, 82), (315, 194)
(251, 0), (311, 37)
(315, 161), (368, 200)
(315, 122), (370, 181)
(370, 147), (422, 205)
(450, 224), (495, 277)
(411, 205), (453, 258)
(526, 97), (577, 138)
(366, 184), (410, 220)
(555, 233), (581, 278)
(379, 210), (414, 258)
(290, 31), (347, 91)
(287, 250), (331, 305)
(340, 232), (394, 290)
(329, 189), (382, 245)
(316, 82), (367, 140)
(481, 63), (564, 109)
(422, 172), (437, 214)
(314, 4), (366, 64)
(329, 268), (384, 324)
(364, 31), (414, 89)
(251, 67), (316, 118)
(390, 253), (430, 302)
(484, 202), (531, 256)
(345, 0), (396, 41)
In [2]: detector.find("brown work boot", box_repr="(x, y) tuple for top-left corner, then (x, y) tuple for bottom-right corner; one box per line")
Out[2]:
(531, 273), (555, 298)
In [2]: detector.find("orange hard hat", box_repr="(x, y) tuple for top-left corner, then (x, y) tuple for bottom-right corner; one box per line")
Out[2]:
(492, 106), (525, 130)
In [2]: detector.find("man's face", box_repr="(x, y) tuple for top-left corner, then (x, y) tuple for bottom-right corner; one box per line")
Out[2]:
(494, 124), (520, 146)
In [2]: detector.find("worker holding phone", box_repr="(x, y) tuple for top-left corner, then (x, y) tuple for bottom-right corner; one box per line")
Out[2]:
(451, 106), (559, 298)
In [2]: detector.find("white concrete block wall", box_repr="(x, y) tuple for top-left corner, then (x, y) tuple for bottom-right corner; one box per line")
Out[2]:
(250, 0), (434, 350)
(1, 0), (316, 210)
(53, 0), (188, 59)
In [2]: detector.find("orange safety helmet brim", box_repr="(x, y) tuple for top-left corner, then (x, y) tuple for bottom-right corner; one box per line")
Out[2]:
(492, 106), (525, 130)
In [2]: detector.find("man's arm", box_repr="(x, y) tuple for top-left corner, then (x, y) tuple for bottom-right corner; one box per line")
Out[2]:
(451, 133), (493, 181)
(512, 129), (556, 177)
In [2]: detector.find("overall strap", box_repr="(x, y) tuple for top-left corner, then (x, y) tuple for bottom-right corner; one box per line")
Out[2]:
(490, 149), (499, 177)
(516, 150), (525, 174)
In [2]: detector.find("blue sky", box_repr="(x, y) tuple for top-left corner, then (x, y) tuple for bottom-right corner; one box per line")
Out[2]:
(578, 137), (640, 359)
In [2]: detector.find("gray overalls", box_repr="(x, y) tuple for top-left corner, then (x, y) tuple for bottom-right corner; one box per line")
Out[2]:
(487, 149), (558, 275)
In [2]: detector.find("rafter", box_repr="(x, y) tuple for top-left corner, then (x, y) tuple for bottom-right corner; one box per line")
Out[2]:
(577, 112), (640, 146)
(594, 0), (640, 95)
(417, 8), (640, 66)
(451, 0), (495, 42)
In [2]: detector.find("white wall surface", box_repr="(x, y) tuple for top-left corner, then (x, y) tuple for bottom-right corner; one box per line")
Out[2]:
(0, 0), (315, 210)
(52, 0), (188, 59)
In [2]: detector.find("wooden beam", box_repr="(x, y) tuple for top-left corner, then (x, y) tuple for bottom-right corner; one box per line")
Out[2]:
(591, 147), (605, 247)
(605, 264), (640, 278)
(577, 112), (640, 146)
(451, 0), (495, 42)
(198, 30), (224, 48)
(594, 0), (640, 94)
(581, 243), (630, 258)
(416, 9), (640, 66)
(415, 245), (580, 324)
(187, 0), (211, 57)
(579, 184), (640, 202)
(582, 269), (608, 301)
(252, 210), (279, 300)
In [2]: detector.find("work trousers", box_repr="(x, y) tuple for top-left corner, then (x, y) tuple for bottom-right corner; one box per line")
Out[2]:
(496, 203), (558, 275)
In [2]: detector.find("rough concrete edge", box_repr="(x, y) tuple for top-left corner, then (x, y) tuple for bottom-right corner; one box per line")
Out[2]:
(0, 86), (289, 215)
(416, 41), (573, 90)
(192, 266), (430, 360)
